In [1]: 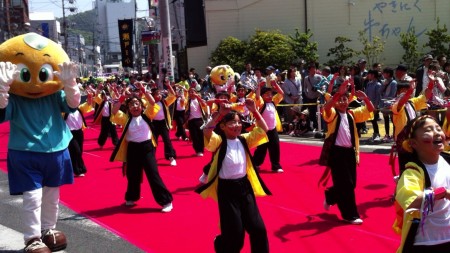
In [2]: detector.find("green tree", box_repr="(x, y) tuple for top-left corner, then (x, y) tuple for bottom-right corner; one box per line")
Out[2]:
(209, 36), (248, 73)
(399, 28), (421, 70)
(289, 29), (318, 64)
(357, 31), (386, 66)
(326, 36), (357, 67)
(423, 17), (450, 58)
(246, 30), (296, 71)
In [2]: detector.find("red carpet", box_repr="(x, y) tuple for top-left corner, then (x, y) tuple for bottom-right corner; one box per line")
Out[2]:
(0, 113), (400, 252)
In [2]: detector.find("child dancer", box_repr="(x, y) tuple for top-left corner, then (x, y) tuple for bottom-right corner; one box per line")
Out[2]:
(110, 84), (173, 212)
(322, 82), (374, 224)
(185, 88), (209, 156)
(196, 99), (271, 253)
(253, 80), (285, 172)
(64, 92), (94, 177)
(393, 115), (450, 252)
(150, 81), (178, 166)
(93, 89), (119, 148)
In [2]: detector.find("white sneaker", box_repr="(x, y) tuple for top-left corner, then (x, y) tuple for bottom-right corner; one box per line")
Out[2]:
(345, 218), (363, 225)
(161, 202), (173, 213)
(323, 199), (331, 211)
(276, 168), (284, 173)
(196, 152), (204, 157)
(199, 173), (208, 184)
(125, 201), (136, 206)
(169, 157), (177, 166)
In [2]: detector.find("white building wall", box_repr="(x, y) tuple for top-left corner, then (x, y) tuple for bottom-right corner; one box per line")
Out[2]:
(96, 0), (136, 64)
(106, 2), (136, 53)
(190, 0), (450, 74)
(29, 12), (60, 43)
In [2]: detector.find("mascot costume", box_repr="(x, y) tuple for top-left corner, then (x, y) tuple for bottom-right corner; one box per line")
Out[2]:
(209, 64), (236, 93)
(0, 33), (80, 253)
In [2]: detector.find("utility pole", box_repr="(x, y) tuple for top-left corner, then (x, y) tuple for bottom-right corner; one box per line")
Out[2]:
(158, 0), (173, 88)
(92, 29), (96, 75)
(62, 0), (68, 52)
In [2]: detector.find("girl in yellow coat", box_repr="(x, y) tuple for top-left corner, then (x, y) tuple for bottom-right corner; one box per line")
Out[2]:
(393, 115), (450, 252)
(109, 83), (173, 212)
(196, 99), (271, 253)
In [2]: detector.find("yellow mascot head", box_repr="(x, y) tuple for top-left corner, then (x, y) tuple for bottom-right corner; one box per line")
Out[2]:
(210, 65), (235, 86)
(0, 33), (70, 98)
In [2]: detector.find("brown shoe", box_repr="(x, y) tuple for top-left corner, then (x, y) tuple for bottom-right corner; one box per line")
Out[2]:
(41, 229), (67, 251)
(24, 238), (51, 253)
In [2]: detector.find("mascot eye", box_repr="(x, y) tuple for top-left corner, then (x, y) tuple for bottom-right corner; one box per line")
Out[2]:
(16, 64), (31, 83)
(38, 64), (54, 82)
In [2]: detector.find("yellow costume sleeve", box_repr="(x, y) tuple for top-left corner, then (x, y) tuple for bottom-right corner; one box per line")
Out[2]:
(165, 93), (177, 106)
(395, 165), (425, 210)
(110, 110), (129, 126)
(78, 101), (94, 114)
(273, 93), (284, 105)
(144, 103), (160, 120)
(351, 106), (374, 123)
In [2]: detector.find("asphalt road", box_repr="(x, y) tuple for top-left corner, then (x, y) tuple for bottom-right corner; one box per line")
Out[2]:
(0, 171), (145, 253)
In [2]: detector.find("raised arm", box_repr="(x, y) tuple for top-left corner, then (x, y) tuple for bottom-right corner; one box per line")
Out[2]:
(136, 82), (155, 105)
(271, 79), (284, 96)
(203, 102), (230, 139)
(246, 98), (268, 132)
(355, 90), (374, 112)
(396, 80), (416, 109)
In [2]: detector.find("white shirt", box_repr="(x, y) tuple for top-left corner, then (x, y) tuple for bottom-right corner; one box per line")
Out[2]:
(153, 101), (165, 120)
(65, 110), (83, 131)
(176, 97), (185, 111)
(219, 138), (247, 179)
(415, 156), (450, 245)
(101, 101), (110, 117)
(126, 116), (152, 143)
(405, 103), (416, 120)
(189, 99), (203, 120)
(335, 112), (352, 148)
(422, 66), (429, 93)
(261, 103), (277, 130)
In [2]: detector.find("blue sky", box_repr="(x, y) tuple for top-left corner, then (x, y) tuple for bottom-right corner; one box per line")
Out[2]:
(30, 0), (149, 18)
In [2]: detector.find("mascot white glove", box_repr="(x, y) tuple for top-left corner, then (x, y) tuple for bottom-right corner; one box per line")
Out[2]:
(55, 62), (80, 108)
(0, 62), (18, 109)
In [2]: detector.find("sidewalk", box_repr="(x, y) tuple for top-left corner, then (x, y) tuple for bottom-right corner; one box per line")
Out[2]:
(280, 119), (394, 153)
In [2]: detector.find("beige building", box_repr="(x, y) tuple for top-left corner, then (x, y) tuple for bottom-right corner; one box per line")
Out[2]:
(188, 0), (449, 75)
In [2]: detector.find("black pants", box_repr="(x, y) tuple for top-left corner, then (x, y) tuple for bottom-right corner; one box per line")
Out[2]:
(125, 140), (173, 206)
(253, 128), (282, 171)
(370, 110), (380, 136)
(410, 241), (450, 253)
(98, 116), (119, 147)
(325, 145), (360, 221)
(215, 177), (268, 253)
(151, 120), (177, 160)
(304, 97), (318, 129)
(383, 111), (392, 136)
(69, 129), (87, 175)
(173, 110), (188, 139)
(188, 118), (204, 153)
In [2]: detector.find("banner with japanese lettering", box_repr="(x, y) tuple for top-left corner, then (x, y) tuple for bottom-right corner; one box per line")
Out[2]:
(118, 19), (134, 68)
